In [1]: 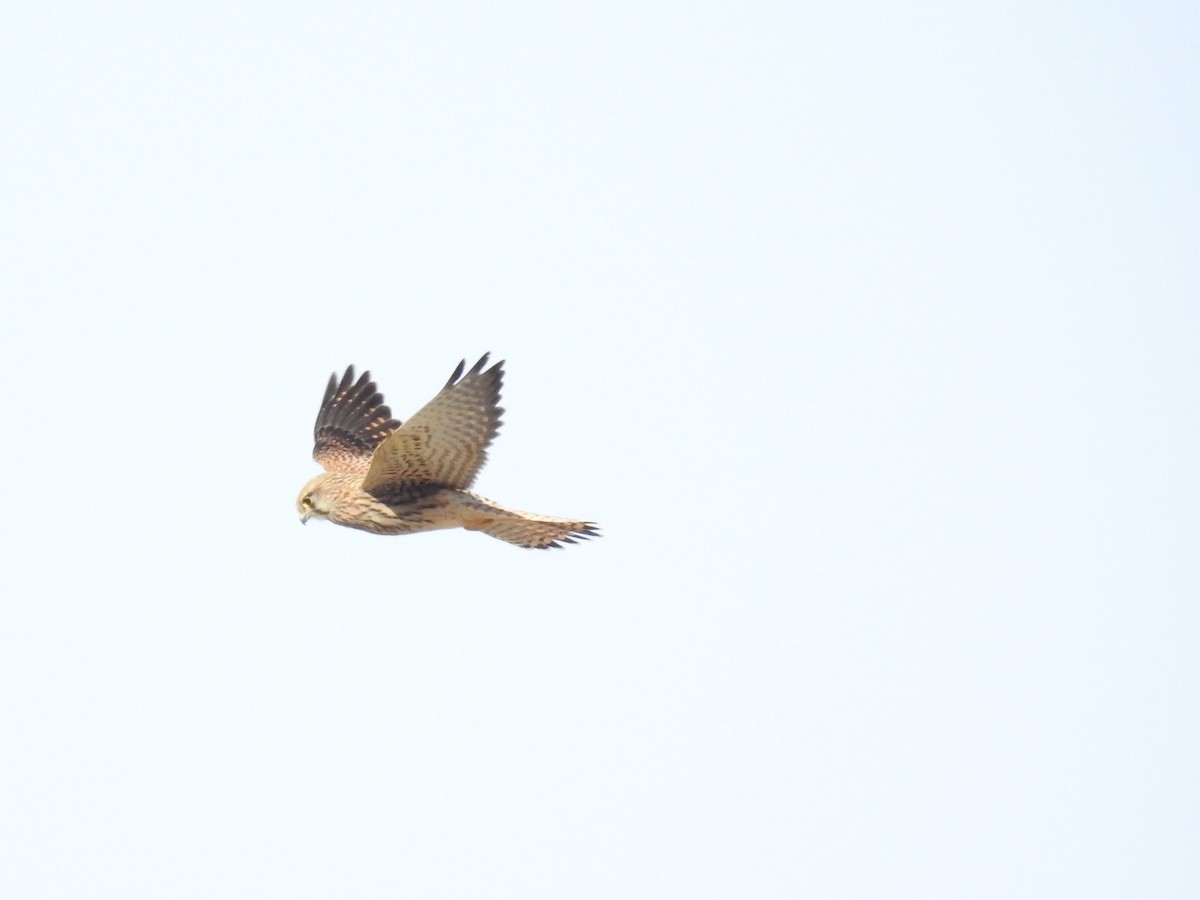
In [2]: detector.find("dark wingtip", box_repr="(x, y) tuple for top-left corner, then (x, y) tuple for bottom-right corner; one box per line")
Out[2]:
(445, 359), (467, 389)
(446, 353), (501, 388)
(313, 364), (401, 460)
(464, 353), (490, 379)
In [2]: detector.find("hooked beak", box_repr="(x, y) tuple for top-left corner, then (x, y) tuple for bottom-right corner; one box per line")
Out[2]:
(300, 511), (310, 525)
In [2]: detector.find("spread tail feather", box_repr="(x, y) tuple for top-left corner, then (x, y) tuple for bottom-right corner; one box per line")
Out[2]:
(456, 493), (600, 549)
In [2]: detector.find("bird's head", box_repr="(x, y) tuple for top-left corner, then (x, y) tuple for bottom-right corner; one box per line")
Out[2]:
(296, 474), (335, 524)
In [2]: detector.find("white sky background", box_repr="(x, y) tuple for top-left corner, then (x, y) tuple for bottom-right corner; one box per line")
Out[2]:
(1, 2), (1197, 897)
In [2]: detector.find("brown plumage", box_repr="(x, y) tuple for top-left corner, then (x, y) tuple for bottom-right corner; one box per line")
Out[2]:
(296, 355), (599, 549)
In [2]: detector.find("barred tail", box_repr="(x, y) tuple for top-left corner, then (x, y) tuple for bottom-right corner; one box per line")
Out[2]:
(456, 493), (600, 549)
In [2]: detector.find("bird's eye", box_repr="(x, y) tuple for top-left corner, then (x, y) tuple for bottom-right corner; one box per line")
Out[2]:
(301, 497), (313, 509)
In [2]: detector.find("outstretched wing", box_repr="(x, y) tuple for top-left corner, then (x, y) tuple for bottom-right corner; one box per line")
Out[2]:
(312, 366), (402, 474)
(361, 354), (504, 495)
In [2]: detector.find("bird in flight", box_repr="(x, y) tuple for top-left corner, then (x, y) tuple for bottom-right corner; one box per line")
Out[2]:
(296, 354), (599, 549)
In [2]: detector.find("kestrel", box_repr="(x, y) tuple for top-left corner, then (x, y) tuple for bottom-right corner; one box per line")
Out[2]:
(296, 354), (599, 549)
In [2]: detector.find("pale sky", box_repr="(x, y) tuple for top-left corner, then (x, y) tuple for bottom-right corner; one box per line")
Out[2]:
(1, 2), (1197, 898)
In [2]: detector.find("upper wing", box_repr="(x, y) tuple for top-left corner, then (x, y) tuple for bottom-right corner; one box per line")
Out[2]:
(312, 366), (402, 474)
(360, 354), (504, 495)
